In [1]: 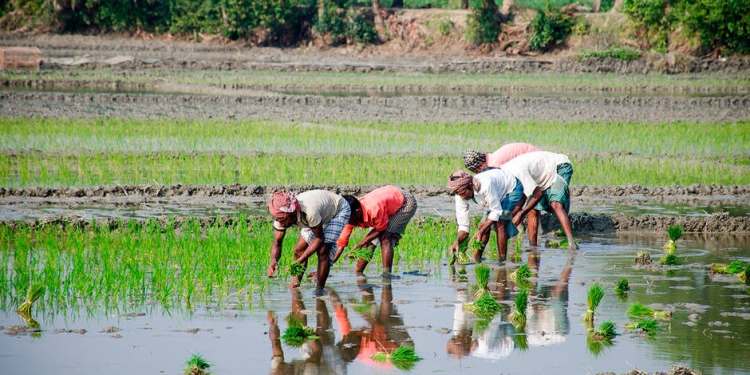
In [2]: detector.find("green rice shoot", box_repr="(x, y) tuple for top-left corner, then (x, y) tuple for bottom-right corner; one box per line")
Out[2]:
(510, 264), (533, 281)
(628, 302), (672, 319)
(663, 225), (684, 254)
(289, 262), (306, 278)
(184, 352), (211, 375)
(582, 283), (605, 326)
(625, 318), (659, 336)
(282, 326), (318, 347)
(475, 264), (491, 291)
(348, 248), (374, 261)
(615, 278), (630, 294)
(372, 346), (423, 371)
(514, 226), (524, 255)
(726, 260), (746, 274)
(591, 321), (617, 340)
(659, 253), (679, 266)
(464, 293), (502, 319)
(546, 238), (576, 248)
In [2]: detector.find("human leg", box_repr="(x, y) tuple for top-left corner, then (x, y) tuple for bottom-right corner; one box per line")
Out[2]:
(494, 219), (509, 262)
(550, 201), (578, 250)
(527, 209), (540, 246)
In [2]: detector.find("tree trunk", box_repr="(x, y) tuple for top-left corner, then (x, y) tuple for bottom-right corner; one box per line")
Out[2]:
(460, 0), (469, 9)
(500, 0), (514, 17)
(392, 0), (404, 8)
(371, 0), (386, 42)
(318, 0), (326, 28)
(611, 0), (624, 12)
(593, 0), (601, 12)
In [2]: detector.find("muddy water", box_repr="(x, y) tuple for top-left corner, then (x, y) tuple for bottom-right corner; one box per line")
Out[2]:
(2, 233), (749, 375)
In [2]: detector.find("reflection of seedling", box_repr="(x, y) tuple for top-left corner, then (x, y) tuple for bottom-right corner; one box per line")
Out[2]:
(586, 333), (614, 356)
(474, 264), (491, 297)
(372, 346), (423, 371)
(508, 289), (529, 329)
(582, 283), (604, 327)
(184, 352), (211, 375)
(16, 283), (45, 316)
(625, 318), (659, 336)
(514, 226), (525, 259)
(663, 225), (683, 254)
(659, 253), (679, 266)
(587, 321), (617, 355)
(628, 302), (672, 319)
(515, 331), (529, 351)
(289, 262), (306, 277)
(282, 326), (318, 347)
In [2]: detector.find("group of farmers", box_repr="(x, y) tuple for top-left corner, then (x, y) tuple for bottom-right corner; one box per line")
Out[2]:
(266, 142), (578, 292)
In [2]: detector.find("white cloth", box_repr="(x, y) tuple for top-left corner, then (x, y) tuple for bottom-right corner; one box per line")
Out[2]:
(274, 190), (346, 230)
(501, 151), (570, 198)
(454, 169), (517, 233)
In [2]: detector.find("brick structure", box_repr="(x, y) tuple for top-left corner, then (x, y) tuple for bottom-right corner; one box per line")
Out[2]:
(0, 47), (41, 70)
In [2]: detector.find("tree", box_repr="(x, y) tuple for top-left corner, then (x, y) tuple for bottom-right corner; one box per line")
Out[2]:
(593, 0), (601, 12)
(371, 0), (385, 41)
(612, 0), (623, 12)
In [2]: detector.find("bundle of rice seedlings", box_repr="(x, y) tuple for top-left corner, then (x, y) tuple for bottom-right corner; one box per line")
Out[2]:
(515, 331), (529, 351)
(184, 352), (211, 375)
(510, 264), (532, 281)
(658, 253), (679, 266)
(348, 248), (374, 261)
(372, 346), (423, 371)
(627, 302), (672, 319)
(726, 260), (746, 274)
(590, 321), (617, 340)
(615, 278), (630, 294)
(474, 264), (491, 297)
(16, 283), (45, 316)
(464, 293), (502, 319)
(625, 318), (659, 336)
(582, 283), (604, 327)
(289, 262), (306, 278)
(470, 239), (485, 253)
(663, 225), (683, 254)
(455, 250), (472, 265)
(282, 326), (318, 347)
(508, 289), (529, 329)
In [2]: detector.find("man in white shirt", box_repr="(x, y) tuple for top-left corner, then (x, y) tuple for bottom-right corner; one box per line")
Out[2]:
(501, 151), (578, 250)
(447, 169), (524, 263)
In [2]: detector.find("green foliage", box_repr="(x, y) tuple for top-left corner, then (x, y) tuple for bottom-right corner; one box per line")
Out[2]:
(615, 278), (630, 294)
(593, 321), (617, 339)
(437, 18), (454, 36)
(621, 0), (674, 52)
(16, 283), (44, 316)
(529, 2), (576, 51)
(578, 46), (643, 61)
(282, 326), (318, 347)
(184, 352), (211, 375)
(582, 282), (604, 325)
(512, 264), (533, 280)
(373, 346), (422, 371)
(466, 0), (502, 45)
(659, 253), (678, 265)
(475, 264), (491, 290)
(625, 318), (659, 335)
(726, 260), (746, 274)
(509, 288), (529, 328)
(289, 262), (306, 277)
(667, 225), (683, 241)
(676, 0), (750, 55)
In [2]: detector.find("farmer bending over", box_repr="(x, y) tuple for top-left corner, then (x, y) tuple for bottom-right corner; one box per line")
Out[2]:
(268, 190), (350, 291)
(463, 142), (541, 174)
(447, 169), (524, 263)
(501, 151), (578, 250)
(335, 185), (418, 279)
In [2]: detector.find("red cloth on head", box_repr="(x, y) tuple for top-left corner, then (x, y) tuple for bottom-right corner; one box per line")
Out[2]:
(268, 191), (300, 217)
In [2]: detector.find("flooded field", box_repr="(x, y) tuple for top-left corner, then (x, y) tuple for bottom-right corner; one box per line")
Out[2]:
(2, 229), (749, 375)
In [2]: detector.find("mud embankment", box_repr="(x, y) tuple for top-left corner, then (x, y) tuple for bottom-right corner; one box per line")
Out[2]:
(2, 184), (749, 233)
(2, 91), (749, 122)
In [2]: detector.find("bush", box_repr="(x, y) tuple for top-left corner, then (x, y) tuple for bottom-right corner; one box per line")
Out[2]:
(621, 0), (674, 52)
(529, 2), (576, 51)
(466, 0), (502, 45)
(578, 46), (642, 61)
(676, 0), (750, 55)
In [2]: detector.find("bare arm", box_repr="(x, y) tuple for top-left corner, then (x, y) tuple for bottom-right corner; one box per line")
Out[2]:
(513, 187), (543, 226)
(268, 228), (286, 277)
(354, 228), (383, 250)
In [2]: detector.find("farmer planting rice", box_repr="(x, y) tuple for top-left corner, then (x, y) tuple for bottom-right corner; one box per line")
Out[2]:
(447, 169), (524, 263)
(335, 185), (418, 279)
(268, 190), (351, 291)
(462, 142), (541, 174)
(501, 151), (578, 250)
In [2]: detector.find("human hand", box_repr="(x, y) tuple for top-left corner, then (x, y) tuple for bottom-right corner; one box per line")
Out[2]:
(267, 262), (278, 278)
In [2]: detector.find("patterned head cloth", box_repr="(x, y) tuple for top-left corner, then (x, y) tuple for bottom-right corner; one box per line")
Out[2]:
(448, 170), (473, 194)
(463, 149), (486, 172)
(268, 191), (300, 218)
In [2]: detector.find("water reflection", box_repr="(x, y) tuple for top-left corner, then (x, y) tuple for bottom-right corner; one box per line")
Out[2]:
(525, 251), (571, 348)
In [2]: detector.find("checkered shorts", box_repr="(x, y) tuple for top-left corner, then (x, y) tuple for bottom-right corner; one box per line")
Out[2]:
(535, 175), (570, 213)
(301, 201), (351, 265)
(384, 190), (417, 246)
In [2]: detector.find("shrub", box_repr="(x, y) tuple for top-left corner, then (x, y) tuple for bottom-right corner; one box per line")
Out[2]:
(578, 46), (643, 61)
(676, 0), (750, 55)
(466, 0), (502, 45)
(621, 0), (674, 52)
(529, 2), (576, 51)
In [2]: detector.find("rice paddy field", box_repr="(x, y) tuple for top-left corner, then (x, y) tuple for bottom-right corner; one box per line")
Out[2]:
(1, 35), (750, 375)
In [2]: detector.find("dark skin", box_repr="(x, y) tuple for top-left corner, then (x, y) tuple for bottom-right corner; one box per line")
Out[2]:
(268, 212), (332, 289)
(448, 185), (520, 263)
(512, 186), (578, 250)
(334, 205), (396, 276)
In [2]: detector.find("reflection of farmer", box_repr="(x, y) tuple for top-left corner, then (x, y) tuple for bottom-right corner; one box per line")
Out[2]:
(335, 186), (418, 279)
(337, 279), (413, 368)
(267, 289), (347, 375)
(446, 288), (515, 360)
(267, 190), (351, 290)
(462, 143), (541, 174)
(525, 254), (574, 347)
(502, 151), (579, 250)
(447, 169), (524, 263)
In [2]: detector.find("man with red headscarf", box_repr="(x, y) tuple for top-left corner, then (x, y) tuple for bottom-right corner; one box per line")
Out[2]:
(268, 189), (350, 291)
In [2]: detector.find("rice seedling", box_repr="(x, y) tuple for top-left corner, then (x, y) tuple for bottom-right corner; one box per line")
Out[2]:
(289, 262), (306, 278)
(582, 283), (605, 327)
(615, 278), (630, 294)
(587, 321), (617, 355)
(663, 225), (684, 255)
(545, 238), (577, 248)
(16, 283), (45, 316)
(184, 352), (211, 375)
(464, 293), (502, 318)
(474, 264), (491, 297)
(372, 345), (423, 371)
(281, 326), (318, 347)
(347, 248), (374, 261)
(510, 264), (533, 281)
(627, 302), (672, 319)
(727, 260), (746, 274)
(508, 289), (529, 329)
(625, 318), (659, 336)
(659, 253), (679, 266)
